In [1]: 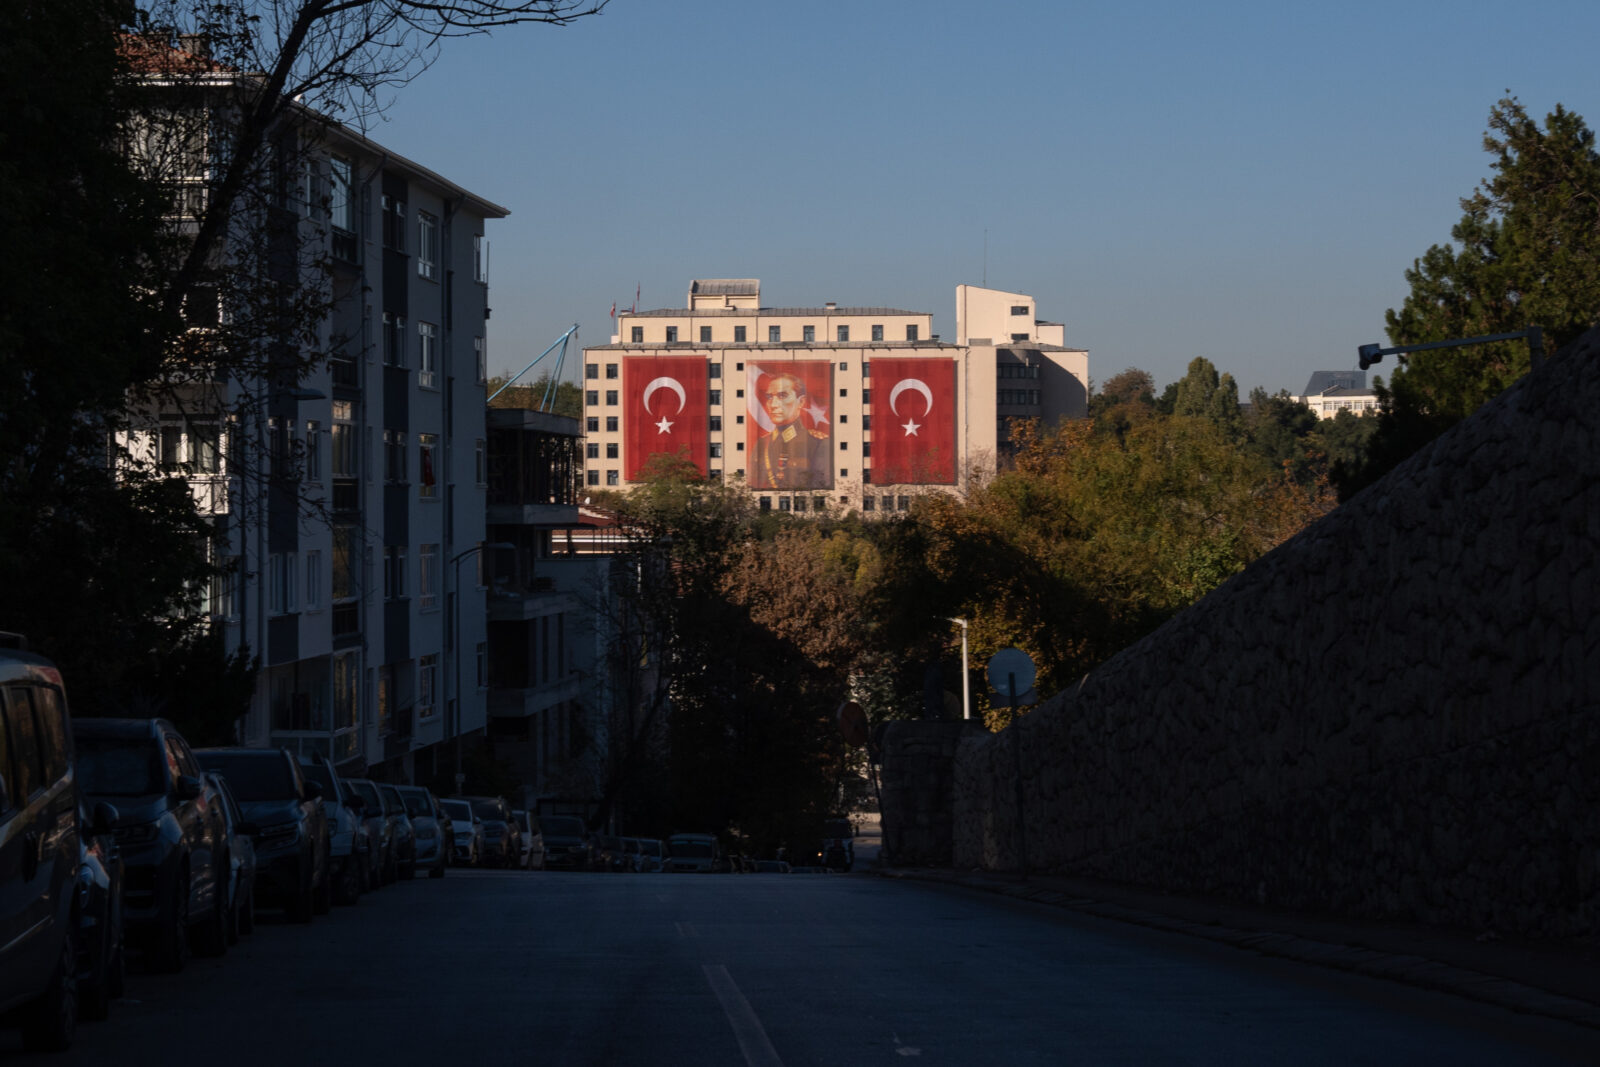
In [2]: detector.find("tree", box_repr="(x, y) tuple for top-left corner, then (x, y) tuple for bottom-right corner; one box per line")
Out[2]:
(1359, 96), (1600, 490)
(1169, 357), (1243, 438)
(487, 373), (584, 418)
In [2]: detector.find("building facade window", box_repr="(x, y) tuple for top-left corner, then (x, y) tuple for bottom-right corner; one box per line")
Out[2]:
(384, 546), (406, 599)
(605, 416), (618, 432)
(837, 325), (849, 342)
(631, 326), (643, 342)
(586, 469), (599, 486)
(906, 325), (919, 341)
(418, 433), (438, 497)
(666, 326), (678, 342)
(382, 194), (405, 251)
(803, 325), (815, 342)
(605, 390), (618, 406)
(605, 363), (618, 379)
(475, 439), (487, 485)
(585, 390), (598, 406)
(331, 401), (355, 478)
(586, 417), (599, 432)
(871, 324), (883, 341)
(709, 389), (721, 406)
(586, 442), (599, 459)
(586, 363), (599, 379)
(699, 326), (711, 343)
(475, 337), (486, 384)
(267, 553), (296, 615)
(304, 421), (320, 480)
(605, 443), (618, 459)
(605, 470), (618, 485)
(734, 326), (747, 343)
(418, 654), (438, 717)
(419, 544), (439, 609)
(709, 415), (721, 432)
(383, 312), (405, 366)
(709, 363), (722, 379)
(418, 322), (438, 388)
(709, 443), (722, 458)
(305, 550), (322, 611)
(417, 211), (439, 280)
(1011, 305), (1029, 315)
(769, 325), (780, 342)
(473, 234), (488, 282)
(383, 429), (407, 482)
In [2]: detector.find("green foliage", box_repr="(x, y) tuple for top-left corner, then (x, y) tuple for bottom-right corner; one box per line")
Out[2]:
(1170, 357), (1243, 439)
(487, 372), (584, 418)
(1359, 96), (1600, 491)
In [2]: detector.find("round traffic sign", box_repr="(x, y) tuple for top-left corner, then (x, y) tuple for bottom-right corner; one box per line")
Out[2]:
(986, 648), (1036, 699)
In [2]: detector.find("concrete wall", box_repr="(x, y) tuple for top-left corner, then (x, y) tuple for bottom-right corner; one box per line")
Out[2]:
(938, 327), (1599, 942)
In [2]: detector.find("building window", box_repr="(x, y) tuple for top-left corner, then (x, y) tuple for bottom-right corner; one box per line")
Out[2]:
(882, 495), (893, 511)
(871, 324), (883, 341)
(631, 326), (643, 343)
(839, 441), (849, 451)
(769, 325), (780, 342)
(803, 325), (815, 342)
(586, 363), (599, 380)
(906, 325), (919, 341)
(418, 433), (438, 498)
(586, 470), (599, 486)
(331, 401), (355, 478)
(779, 496), (792, 512)
(605, 416), (618, 432)
(418, 321), (438, 388)
(759, 496), (771, 511)
(837, 326), (849, 342)
(605, 443), (618, 459)
(475, 439), (487, 485)
(585, 442), (599, 459)
(475, 643), (487, 689)
(839, 414), (848, 424)
(840, 389), (848, 398)
(606, 470), (618, 486)
(709, 415), (721, 432)
(863, 496), (875, 511)
(417, 211), (439, 280)
(863, 393), (872, 408)
(736, 441), (745, 451)
(304, 421), (320, 480)
(586, 417), (599, 432)
(605, 390), (618, 405)
(267, 553), (296, 615)
(419, 544), (439, 609)
(383, 429), (407, 482)
(1011, 305), (1029, 315)
(862, 441), (872, 457)
(666, 326), (678, 342)
(585, 390), (598, 406)
(709, 363), (722, 379)
(605, 363), (618, 379)
(709, 389), (721, 406)
(710, 443), (722, 458)
(475, 337), (486, 384)
(1011, 333), (1029, 342)
(794, 496), (807, 513)
(897, 495), (910, 510)
(734, 326), (747, 343)
(418, 654), (438, 717)
(384, 312), (406, 366)
(473, 234), (488, 282)
(700, 326), (711, 343)
(305, 550), (322, 611)
(382, 194), (405, 251)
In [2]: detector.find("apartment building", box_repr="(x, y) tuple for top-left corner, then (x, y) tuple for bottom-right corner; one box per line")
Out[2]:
(581, 281), (1088, 511)
(1296, 370), (1380, 418)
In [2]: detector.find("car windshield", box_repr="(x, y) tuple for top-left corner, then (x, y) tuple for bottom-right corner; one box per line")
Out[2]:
(379, 787), (404, 814)
(301, 762), (335, 795)
(75, 736), (164, 796)
(198, 753), (293, 801)
(539, 816), (584, 837)
(441, 800), (472, 822)
(401, 792), (431, 818)
(670, 840), (714, 858)
(470, 800), (503, 821)
(641, 841), (662, 856)
(345, 780), (380, 810)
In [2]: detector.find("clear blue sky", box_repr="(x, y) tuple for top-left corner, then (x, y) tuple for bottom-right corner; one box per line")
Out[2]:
(369, 0), (1600, 397)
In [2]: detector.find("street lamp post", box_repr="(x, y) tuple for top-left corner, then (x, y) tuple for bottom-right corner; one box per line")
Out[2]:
(948, 617), (971, 720)
(447, 541), (514, 794)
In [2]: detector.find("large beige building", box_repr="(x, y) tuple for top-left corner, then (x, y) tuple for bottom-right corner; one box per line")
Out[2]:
(581, 281), (1088, 512)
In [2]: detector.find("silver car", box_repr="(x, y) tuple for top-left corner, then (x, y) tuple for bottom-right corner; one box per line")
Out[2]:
(439, 797), (482, 867)
(397, 785), (447, 878)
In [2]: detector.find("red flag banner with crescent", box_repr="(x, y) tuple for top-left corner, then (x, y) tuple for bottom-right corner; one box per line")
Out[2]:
(624, 356), (708, 479)
(871, 357), (956, 484)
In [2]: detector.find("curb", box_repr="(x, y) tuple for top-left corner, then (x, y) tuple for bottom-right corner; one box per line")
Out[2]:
(872, 867), (1600, 1033)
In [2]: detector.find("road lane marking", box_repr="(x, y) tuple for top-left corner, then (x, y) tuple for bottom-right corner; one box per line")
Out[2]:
(703, 965), (783, 1067)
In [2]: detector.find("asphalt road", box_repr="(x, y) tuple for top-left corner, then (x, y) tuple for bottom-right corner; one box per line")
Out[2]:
(9, 868), (1596, 1065)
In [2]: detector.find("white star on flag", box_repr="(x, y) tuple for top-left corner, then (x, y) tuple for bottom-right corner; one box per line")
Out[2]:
(901, 418), (921, 436)
(656, 416), (674, 434)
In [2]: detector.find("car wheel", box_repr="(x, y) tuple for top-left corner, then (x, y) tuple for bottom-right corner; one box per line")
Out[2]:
(429, 857), (445, 879)
(336, 858), (360, 905)
(21, 926), (78, 1052)
(151, 879), (190, 973)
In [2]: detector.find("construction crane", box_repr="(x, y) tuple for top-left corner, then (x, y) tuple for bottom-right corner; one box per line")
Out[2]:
(487, 323), (580, 410)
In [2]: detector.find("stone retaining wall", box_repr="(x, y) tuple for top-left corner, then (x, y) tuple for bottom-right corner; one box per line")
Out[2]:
(936, 329), (1598, 942)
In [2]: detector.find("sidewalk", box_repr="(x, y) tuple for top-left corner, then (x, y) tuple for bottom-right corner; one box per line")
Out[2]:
(871, 866), (1600, 1033)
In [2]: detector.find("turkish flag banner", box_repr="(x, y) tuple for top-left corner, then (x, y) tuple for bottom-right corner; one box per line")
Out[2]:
(624, 356), (709, 480)
(871, 357), (957, 485)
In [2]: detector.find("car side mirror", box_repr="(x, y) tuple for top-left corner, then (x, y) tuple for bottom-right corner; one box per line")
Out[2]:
(176, 774), (203, 800)
(91, 801), (119, 836)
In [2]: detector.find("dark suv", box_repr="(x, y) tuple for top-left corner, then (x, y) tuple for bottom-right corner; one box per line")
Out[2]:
(0, 640), (81, 1051)
(196, 748), (329, 922)
(72, 717), (231, 970)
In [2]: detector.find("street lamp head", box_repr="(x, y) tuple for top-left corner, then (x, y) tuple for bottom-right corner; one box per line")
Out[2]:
(1357, 343), (1384, 370)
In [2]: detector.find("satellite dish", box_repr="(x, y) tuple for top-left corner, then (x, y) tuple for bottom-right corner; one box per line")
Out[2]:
(986, 648), (1036, 705)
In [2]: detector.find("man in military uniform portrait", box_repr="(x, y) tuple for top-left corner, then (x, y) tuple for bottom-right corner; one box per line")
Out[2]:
(752, 372), (830, 489)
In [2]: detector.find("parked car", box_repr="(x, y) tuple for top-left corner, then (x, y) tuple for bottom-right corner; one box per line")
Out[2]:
(300, 755), (368, 903)
(537, 814), (592, 871)
(72, 717), (231, 970)
(0, 637), (83, 1052)
(341, 778), (393, 887)
(440, 797), (482, 866)
(664, 833), (721, 873)
(754, 860), (792, 874)
(76, 798), (125, 1022)
(202, 772), (256, 944)
(511, 810), (543, 870)
(377, 783), (416, 879)
(635, 837), (665, 873)
(457, 795), (518, 868)
(399, 785), (448, 878)
(591, 834), (628, 873)
(196, 748), (329, 923)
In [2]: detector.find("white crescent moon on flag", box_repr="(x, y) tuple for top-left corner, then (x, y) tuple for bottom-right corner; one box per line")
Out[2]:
(641, 377), (686, 414)
(889, 378), (934, 416)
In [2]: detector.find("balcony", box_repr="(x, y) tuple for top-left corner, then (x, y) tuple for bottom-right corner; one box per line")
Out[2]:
(488, 675), (582, 719)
